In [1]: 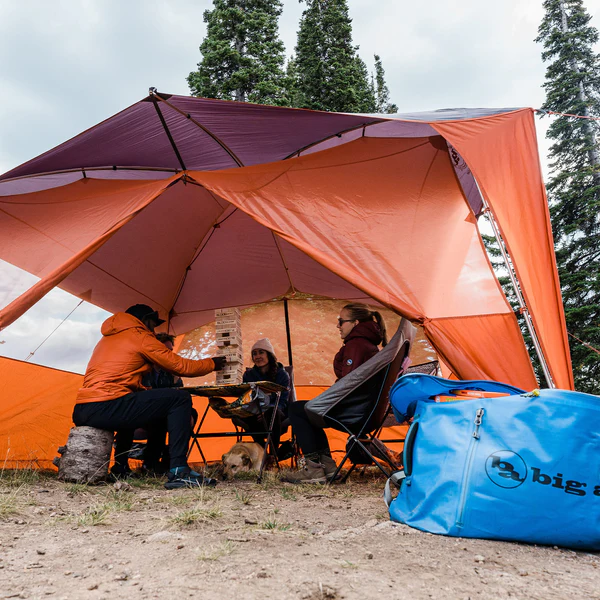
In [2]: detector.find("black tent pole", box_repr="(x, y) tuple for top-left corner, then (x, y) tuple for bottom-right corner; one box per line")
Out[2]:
(283, 298), (293, 367)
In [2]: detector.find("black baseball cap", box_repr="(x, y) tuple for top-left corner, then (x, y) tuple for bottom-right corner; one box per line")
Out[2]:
(125, 304), (166, 326)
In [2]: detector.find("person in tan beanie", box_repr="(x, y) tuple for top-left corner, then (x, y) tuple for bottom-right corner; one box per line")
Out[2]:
(231, 338), (291, 457)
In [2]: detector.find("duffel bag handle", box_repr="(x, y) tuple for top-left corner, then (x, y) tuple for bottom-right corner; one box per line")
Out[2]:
(384, 470), (406, 507)
(384, 420), (419, 507)
(403, 420), (419, 477)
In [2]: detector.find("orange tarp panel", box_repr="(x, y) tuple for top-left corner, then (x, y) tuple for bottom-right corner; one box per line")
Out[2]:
(0, 177), (180, 329)
(432, 110), (573, 389)
(0, 356), (402, 466)
(190, 136), (537, 388)
(0, 356), (82, 468)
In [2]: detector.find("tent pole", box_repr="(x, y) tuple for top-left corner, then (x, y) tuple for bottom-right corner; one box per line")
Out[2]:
(481, 200), (555, 388)
(283, 298), (293, 367)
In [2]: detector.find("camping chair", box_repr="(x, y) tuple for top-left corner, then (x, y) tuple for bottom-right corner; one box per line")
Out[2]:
(234, 366), (296, 461)
(305, 318), (416, 483)
(278, 366), (298, 464)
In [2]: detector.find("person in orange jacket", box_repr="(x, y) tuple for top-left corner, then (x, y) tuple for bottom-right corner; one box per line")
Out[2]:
(72, 304), (226, 489)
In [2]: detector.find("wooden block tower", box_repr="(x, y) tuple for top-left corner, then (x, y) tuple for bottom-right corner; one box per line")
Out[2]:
(215, 307), (244, 384)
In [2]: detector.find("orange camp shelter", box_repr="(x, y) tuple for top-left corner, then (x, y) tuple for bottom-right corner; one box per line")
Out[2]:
(0, 94), (573, 467)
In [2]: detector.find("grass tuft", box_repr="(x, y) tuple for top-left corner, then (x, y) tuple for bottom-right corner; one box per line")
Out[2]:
(234, 489), (253, 505)
(170, 504), (223, 527)
(197, 540), (237, 561)
(0, 487), (24, 519)
(261, 512), (291, 531)
(127, 473), (165, 489)
(102, 490), (134, 512)
(0, 468), (41, 488)
(280, 488), (297, 501)
(230, 470), (259, 482)
(66, 483), (90, 495)
(76, 504), (110, 527)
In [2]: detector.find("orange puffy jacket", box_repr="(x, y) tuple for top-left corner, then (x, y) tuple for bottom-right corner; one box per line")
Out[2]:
(76, 312), (215, 404)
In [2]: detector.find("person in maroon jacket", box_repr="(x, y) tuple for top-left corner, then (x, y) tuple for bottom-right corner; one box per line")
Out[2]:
(284, 303), (388, 484)
(333, 304), (387, 379)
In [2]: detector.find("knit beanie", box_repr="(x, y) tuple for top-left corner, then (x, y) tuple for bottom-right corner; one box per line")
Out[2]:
(251, 338), (276, 357)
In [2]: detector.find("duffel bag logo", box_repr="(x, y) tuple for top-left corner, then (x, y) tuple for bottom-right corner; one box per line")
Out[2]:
(486, 450), (596, 497)
(485, 450), (527, 488)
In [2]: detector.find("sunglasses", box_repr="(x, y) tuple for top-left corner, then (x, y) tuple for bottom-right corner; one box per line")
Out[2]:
(337, 318), (354, 326)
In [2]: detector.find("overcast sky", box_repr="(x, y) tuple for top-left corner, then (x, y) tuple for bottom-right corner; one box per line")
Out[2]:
(1, 0), (599, 373)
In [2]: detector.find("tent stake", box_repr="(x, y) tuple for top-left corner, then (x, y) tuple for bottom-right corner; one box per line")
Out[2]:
(481, 202), (555, 388)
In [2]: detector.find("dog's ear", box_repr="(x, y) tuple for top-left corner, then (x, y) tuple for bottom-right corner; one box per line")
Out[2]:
(241, 454), (252, 466)
(222, 453), (228, 462)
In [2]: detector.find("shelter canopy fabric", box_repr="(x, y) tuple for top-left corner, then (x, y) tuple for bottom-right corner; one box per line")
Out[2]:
(0, 94), (572, 389)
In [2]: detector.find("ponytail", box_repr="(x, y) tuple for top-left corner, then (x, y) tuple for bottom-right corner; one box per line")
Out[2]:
(371, 310), (388, 347)
(342, 302), (388, 347)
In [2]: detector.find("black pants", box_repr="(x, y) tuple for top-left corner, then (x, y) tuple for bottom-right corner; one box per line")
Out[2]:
(113, 421), (169, 471)
(289, 401), (330, 456)
(232, 407), (285, 450)
(116, 408), (200, 471)
(73, 388), (193, 470)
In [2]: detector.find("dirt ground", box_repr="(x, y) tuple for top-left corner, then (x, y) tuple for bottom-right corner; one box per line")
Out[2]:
(0, 468), (598, 600)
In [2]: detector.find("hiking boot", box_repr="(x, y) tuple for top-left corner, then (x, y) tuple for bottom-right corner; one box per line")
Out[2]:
(281, 458), (326, 484)
(164, 466), (217, 490)
(319, 455), (339, 481)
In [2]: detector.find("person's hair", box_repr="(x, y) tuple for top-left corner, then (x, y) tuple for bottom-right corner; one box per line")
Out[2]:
(342, 302), (388, 347)
(156, 332), (176, 345)
(265, 351), (279, 381)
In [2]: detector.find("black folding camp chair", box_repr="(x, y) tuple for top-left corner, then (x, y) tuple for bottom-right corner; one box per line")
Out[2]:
(304, 318), (416, 483)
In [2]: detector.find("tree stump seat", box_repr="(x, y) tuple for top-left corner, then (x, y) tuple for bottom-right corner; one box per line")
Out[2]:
(54, 426), (114, 484)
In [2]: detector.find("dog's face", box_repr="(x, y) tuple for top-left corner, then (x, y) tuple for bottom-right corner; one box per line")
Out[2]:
(222, 450), (252, 480)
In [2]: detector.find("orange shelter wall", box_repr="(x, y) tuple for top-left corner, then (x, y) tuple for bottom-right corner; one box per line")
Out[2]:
(0, 356), (407, 468)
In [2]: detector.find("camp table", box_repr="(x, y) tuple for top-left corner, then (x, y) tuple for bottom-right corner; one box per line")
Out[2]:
(184, 381), (288, 481)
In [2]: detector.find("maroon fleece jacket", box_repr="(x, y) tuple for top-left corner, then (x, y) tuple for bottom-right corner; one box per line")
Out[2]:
(333, 320), (383, 380)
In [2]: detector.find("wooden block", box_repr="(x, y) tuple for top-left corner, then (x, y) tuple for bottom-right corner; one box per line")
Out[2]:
(215, 324), (241, 336)
(216, 333), (242, 347)
(215, 316), (241, 327)
(56, 426), (113, 484)
(215, 308), (241, 318)
(217, 347), (244, 363)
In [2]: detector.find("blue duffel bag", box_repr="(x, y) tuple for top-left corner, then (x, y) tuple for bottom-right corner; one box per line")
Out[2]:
(385, 374), (600, 550)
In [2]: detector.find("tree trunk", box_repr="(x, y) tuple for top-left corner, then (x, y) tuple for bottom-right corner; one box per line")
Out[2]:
(56, 426), (113, 484)
(559, 0), (600, 184)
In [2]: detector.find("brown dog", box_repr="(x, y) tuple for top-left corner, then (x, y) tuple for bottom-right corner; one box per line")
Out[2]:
(221, 442), (265, 480)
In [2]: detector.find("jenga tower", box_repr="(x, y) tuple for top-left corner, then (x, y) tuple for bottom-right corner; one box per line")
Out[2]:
(215, 308), (243, 384)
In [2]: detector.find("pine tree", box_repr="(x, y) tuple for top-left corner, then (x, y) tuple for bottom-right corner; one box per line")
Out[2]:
(187, 0), (289, 106)
(373, 54), (398, 113)
(536, 0), (600, 393)
(292, 0), (377, 112)
(482, 233), (544, 385)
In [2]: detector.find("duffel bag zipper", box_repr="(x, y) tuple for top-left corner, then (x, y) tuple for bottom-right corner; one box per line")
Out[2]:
(456, 407), (485, 527)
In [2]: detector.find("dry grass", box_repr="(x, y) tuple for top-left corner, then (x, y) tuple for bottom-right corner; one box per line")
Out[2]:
(76, 504), (110, 527)
(170, 504), (223, 527)
(234, 488), (254, 505)
(0, 467), (42, 487)
(261, 512), (292, 531)
(0, 486), (25, 519)
(197, 540), (237, 561)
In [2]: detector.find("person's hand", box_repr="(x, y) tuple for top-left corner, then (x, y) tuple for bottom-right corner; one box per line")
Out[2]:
(211, 356), (228, 371)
